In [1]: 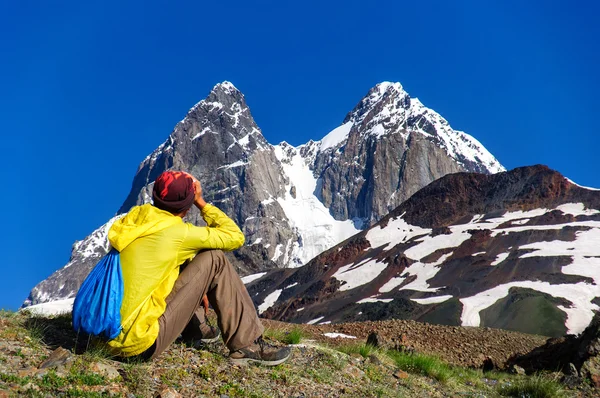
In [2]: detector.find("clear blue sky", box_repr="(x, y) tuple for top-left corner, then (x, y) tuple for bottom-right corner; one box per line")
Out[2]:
(1, 0), (598, 310)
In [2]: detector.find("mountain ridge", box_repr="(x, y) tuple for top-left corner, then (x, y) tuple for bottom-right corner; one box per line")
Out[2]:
(23, 80), (504, 307)
(249, 165), (600, 337)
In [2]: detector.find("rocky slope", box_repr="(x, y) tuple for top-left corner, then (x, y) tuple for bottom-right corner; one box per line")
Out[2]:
(4, 310), (595, 397)
(24, 81), (503, 307)
(249, 165), (600, 337)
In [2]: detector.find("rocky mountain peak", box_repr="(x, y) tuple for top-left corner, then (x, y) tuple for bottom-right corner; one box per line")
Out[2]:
(343, 81), (410, 128)
(24, 80), (510, 309)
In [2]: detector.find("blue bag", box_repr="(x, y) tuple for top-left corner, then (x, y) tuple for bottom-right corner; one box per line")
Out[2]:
(72, 249), (124, 340)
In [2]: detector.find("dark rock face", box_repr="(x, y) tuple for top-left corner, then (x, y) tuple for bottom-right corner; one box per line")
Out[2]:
(250, 166), (600, 338)
(23, 81), (503, 307)
(506, 312), (600, 387)
(312, 83), (503, 223)
(394, 164), (597, 229)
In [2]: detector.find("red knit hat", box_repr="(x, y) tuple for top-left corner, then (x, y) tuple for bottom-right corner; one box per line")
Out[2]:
(152, 171), (195, 214)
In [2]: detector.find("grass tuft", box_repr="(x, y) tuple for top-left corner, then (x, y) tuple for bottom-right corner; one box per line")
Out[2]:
(497, 373), (564, 398)
(387, 350), (453, 383)
(283, 327), (304, 345)
(337, 343), (379, 358)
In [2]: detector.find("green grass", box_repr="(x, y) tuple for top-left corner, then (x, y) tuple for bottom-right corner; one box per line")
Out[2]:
(121, 363), (153, 397)
(337, 343), (379, 358)
(386, 349), (453, 383)
(262, 325), (306, 345)
(0, 372), (31, 386)
(497, 373), (564, 398)
(282, 327), (304, 344)
(79, 340), (117, 361)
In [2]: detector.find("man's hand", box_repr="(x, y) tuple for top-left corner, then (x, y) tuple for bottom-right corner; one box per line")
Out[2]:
(201, 294), (209, 314)
(192, 177), (207, 209)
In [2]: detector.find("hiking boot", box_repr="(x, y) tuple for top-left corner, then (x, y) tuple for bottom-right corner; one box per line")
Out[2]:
(197, 318), (221, 344)
(229, 336), (292, 366)
(182, 318), (221, 347)
(198, 325), (221, 344)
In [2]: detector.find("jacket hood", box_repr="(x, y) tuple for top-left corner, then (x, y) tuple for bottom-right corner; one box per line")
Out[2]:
(108, 204), (182, 252)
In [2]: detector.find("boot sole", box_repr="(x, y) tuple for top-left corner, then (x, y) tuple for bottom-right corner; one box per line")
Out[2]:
(199, 329), (221, 344)
(230, 352), (291, 366)
(199, 335), (220, 344)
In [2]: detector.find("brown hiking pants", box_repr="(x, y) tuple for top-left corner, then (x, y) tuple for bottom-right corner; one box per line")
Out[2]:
(148, 250), (264, 360)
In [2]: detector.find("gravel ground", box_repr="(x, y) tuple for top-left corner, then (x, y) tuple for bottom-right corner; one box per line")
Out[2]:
(262, 318), (549, 369)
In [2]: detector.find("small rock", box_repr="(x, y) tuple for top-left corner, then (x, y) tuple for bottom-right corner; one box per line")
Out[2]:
(482, 356), (497, 372)
(155, 387), (182, 398)
(18, 367), (38, 378)
(580, 356), (600, 387)
(22, 382), (40, 392)
(366, 332), (381, 348)
(368, 354), (381, 365)
(567, 362), (579, 377)
(511, 365), (526, 375)
(89, 362), (120, 380)
(39, 347), (72, 369)
(393, 370), (409, 379)
(561, 374), (582, 388)
(343, 364), (365, 379)
(34, 368), (49, 378)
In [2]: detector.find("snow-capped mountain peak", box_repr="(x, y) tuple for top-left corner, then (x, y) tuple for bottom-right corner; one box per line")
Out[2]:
(212, 80), (240, 95)
(23, 80), (508, 309)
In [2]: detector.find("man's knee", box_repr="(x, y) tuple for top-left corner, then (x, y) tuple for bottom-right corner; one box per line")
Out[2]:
(188, 249), (226, 267)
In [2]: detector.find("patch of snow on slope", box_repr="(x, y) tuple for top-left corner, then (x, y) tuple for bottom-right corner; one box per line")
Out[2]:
(241, 272), (267, 284)
(556, 203), (600, 216)
(273, 145), (361, 266)
(366, 215), (429, 252)
(379, 277), (406, 293)
(357, 297), (394, 303)
(323, 333), (356, 339)
(566, 178), (600, 191)
(307, 316), (324, 325)
(491, 252), (510, 266)
(258, 289), (282, 314)
(411, 295), (453, 305)
(398, 262), (444, 293)
(460, 281), (600, 334)
(367, 214), (472, 261)
(333, 258), (388, 291)
(218, 160), (248, 170)
(271, 244), (283, 261)
(22, 298), (74, 316)
(319, 122), (352, 151)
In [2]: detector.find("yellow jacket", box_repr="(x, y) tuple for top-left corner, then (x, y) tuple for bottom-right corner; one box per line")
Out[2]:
(106, 203), (244, 357)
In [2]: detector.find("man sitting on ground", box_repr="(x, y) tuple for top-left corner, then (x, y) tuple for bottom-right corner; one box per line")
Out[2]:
(106, 170), (291, 365)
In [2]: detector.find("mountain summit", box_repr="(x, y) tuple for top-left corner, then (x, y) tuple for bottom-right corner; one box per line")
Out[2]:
(23, 81), (503, 307)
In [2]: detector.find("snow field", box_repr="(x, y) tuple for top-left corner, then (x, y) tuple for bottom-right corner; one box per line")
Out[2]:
(241, 272), (267, 284)
(411, 295), (453, 305)
(21, 298), (75, 316)
(323, 332), (356, 339)
(360, 203), (600, 333)
(333, 258), (388, 291)
(319, 122), (353, 151)
(273, 145), (361, 266)
(258, 289), (282, 315)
